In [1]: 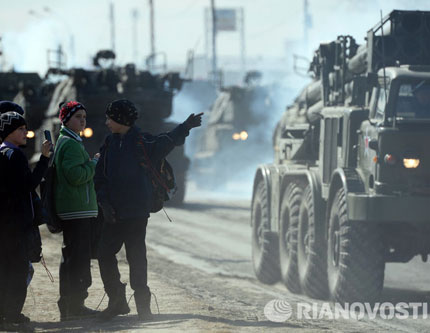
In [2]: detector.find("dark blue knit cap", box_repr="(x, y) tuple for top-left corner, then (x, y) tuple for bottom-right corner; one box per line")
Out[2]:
(0, 101), (24, 115)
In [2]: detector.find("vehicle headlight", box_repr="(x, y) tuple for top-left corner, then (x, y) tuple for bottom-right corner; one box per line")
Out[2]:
(240, 131), (248, 141)
(403, 158), (420, 169)
(82, 128), (94, 138)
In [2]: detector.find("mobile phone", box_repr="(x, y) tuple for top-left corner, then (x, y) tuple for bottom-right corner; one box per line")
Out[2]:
(44, 130), (52, 142)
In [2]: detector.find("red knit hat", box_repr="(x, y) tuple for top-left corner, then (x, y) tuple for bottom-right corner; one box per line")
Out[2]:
(59, 101), (86, 124)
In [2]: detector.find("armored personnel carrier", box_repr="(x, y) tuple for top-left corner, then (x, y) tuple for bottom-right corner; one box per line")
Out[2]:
(35, 50), (189, 205)
(192, 71), (277, 187)
(251, 10), (430, 303)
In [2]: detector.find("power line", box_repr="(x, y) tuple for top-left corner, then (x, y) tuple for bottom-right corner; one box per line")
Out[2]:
(248, 19), (289, 40)
(157, 0), (200, 21)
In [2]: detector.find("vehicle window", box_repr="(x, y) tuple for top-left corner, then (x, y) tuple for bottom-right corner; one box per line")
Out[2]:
(396, 81), (430, 119)
(375, 88), (387, 121)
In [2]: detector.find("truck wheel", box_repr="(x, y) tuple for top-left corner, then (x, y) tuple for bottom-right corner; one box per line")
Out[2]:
(279, 183), (302, 293)
(327, 188), (385, 303)
(251, 181), (281, 284)
(297, 185), (329, 299)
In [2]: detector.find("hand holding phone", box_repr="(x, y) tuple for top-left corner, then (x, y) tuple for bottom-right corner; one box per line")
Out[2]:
(43, 130), (54, 153)
(44, 130), (52, 142)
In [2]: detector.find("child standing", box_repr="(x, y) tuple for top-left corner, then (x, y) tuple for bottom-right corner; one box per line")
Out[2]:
(95, 99), (202, 321)
(54, 101), (100, 321)
(0, 109), (51, 326)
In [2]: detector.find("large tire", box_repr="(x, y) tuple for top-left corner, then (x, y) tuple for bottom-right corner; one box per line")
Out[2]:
(251, 180), (281, 284)
(327, 188), (385, 303)
(297, 185), (329, 299)
(279, 183), (302, 293)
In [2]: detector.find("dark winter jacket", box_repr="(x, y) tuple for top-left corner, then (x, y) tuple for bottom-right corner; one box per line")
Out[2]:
(0, 143), (49, 228)
(94, 124), (189, 221)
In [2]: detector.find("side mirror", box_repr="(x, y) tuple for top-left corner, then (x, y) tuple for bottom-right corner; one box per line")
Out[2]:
(369, 139), (378, 151)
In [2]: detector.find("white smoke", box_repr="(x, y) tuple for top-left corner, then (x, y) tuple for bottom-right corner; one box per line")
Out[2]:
(2, 18), (72, 75)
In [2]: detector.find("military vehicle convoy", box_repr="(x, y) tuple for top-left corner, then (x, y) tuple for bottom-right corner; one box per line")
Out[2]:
(34, 50), (189, 205)
(251, 10), (430, 303)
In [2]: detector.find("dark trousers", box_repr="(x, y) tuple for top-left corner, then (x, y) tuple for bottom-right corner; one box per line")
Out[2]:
(97, 219), (149, 297)
(0, 224), (29, 320)
(59, 218), (93, 302)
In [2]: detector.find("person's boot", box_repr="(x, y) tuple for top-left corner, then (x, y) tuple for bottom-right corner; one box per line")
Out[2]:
(59, 296), (98, 321)
(135, 289), (153, 321)
(3, 313), (30, 324)
(67, 298), (99, 320)
(58, 297), (70, 322)
(98, 284), (130, 321)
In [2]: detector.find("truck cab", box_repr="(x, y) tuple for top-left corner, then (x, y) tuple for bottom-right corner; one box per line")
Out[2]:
(357, 66), (430, 198)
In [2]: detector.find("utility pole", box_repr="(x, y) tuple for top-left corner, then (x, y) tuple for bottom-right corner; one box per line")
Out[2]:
(239, 8), (246, 80)
(132, 8), (139, 64)
(149, 0), (155, 70)
(70, 35), (75, 67)
(211, 0), (217, 85)
(110, 1), (116, 52)
(303, 0), (312, 55)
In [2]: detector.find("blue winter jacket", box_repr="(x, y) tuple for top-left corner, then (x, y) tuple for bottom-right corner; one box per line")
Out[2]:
(94, 124), (189, 221)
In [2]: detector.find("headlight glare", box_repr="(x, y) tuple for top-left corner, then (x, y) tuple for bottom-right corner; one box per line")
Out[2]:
(403, 158), (420, 169)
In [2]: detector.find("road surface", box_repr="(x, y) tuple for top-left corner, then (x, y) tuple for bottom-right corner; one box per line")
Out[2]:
(13, 195), (430, 332)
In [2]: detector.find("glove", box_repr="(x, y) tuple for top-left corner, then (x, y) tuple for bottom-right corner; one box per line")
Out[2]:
(184, 112), (203, 130)
(101, 204), (117, 224)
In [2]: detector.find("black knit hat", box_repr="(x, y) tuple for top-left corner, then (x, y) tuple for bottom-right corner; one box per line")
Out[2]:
(106, 99), (139, 126)
(0, 101), (24, 115)
(0, 111), (27, 140)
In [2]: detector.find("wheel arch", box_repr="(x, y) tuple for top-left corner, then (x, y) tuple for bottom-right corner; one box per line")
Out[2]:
(326, 168), (365, 236)
(251, 165), (272, 227)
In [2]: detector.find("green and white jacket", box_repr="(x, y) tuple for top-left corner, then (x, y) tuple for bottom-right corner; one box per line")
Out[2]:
(54, 126), (98, 220)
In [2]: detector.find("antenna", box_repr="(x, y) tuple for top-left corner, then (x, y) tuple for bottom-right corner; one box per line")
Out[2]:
(132, 8), (139, 64)
(110, 2), (116, 52)
(149, 0), (155, 70)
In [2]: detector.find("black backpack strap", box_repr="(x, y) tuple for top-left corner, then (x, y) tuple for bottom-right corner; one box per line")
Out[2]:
(101, 135), (112, 178)
(136, 132), (170, 192)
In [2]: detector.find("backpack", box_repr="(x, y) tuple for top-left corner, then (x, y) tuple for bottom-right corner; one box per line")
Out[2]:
(40, 136), (68, 233)
(136, 133), (177, 213)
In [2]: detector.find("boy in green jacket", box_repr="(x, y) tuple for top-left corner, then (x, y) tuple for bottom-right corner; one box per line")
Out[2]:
(54, 101), (100, 321)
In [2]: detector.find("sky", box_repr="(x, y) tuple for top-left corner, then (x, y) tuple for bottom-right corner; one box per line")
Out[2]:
(1, 0), (430, 75)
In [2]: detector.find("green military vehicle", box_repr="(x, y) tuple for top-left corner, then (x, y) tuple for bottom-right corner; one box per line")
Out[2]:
(251, 10), (430, 303)
(192, 71), (278, 188)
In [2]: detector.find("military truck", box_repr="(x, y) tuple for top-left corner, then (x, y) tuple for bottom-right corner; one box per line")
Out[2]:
(192, 71), (277, 187)
(251, 10), (430, 303)
(35, 50), (189, 205)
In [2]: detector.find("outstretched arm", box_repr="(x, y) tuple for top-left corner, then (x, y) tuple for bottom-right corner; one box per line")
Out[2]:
(145, 112), (203, 162)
